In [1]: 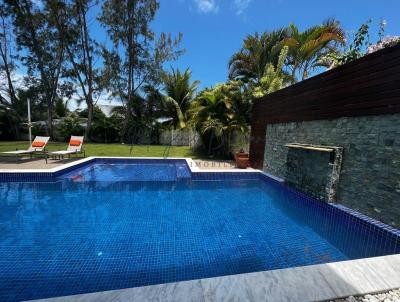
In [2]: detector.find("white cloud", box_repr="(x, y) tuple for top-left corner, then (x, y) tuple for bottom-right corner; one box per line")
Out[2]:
(233, 0), (251, 15)
(194, 0), (219, 14)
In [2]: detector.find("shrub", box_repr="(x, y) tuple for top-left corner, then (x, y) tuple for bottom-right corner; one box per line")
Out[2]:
(57, 113), (85, 141)
(31, 123), (48, 136)
(90, 113), (122, 143)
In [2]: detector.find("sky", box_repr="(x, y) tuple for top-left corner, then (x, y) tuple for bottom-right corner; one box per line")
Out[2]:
(150, 0), (400, 89)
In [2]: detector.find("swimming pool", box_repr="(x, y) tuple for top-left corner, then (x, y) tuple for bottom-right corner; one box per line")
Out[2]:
(0, 158), (399, 301)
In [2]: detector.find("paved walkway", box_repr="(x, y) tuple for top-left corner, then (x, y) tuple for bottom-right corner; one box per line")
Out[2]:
(0, 157), (81, 170)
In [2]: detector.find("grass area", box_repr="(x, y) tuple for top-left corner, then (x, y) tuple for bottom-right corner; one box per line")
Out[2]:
(0, 141), (202, 158)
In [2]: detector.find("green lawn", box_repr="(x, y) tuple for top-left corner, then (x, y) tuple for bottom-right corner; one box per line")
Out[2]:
(0, 141), (202, 158)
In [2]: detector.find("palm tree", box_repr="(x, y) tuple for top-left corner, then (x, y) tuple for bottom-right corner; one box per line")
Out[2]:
(252, 46), (289, 98)
(285, 19), (345, 82)
(228, 28), (289, 84)
(162, 68), (199, 129)
(189, 81), (248, 155)
(142, 84), (164, 121)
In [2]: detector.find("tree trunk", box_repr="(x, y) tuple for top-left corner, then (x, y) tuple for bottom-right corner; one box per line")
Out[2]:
(0, 19), (21, 140)
(302, 62), (309, 80)
(79, 0), (94, 141)
(123, 0), (135, 143)
(85, 99), (93, 140)
(291, 66), (297, 84)
(18, 0), (63, 139)
(47, 103), (54, 138)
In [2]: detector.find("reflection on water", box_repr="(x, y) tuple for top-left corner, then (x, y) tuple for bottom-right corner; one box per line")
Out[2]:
(0, 177), (399, 302)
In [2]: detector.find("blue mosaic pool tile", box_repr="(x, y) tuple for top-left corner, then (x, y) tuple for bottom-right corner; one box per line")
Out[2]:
(0, 172), (55, 182)
(191, 172), (260, 181)
(0, 159), (399, 302)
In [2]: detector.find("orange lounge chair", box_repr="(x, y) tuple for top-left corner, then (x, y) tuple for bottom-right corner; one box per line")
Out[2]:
(1, 136), (50, 163)
(50, 136), (85, 159)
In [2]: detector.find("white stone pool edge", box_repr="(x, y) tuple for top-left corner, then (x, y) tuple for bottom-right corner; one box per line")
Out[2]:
(0, 156), (257, 174)
(28, 254), (400, 302)
(1, 157), (398, 302)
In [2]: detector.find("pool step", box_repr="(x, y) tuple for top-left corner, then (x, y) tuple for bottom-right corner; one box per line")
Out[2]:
(176, 164), (191, 179)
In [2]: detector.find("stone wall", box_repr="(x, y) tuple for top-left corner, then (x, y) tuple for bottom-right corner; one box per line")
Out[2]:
(263, 114), (400, 227)
(284, 145), (343, 202)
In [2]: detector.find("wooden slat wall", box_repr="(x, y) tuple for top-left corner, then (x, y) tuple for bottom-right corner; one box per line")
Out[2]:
(249, 45), (400, 169)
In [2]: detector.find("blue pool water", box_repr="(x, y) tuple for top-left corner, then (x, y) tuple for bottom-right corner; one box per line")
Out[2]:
(0, 159), (399, 301)
(58, 160), (191, 181)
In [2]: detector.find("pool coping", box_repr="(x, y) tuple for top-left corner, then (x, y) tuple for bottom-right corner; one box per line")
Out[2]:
(1, 157), (399, 301)
(0, 156), (259, 174)
(30, 254), (400, 302)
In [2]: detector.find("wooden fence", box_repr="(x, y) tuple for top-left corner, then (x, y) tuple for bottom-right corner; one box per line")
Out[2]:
(249, 44), (400, 169)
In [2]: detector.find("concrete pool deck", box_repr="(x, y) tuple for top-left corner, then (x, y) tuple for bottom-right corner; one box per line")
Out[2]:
(29, 254), (400, 302)
(0, 157), (241, 171)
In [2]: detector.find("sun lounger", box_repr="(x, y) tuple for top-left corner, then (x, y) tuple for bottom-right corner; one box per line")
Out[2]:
(50, 136), (85, 159)
(1, 136), (50, 163)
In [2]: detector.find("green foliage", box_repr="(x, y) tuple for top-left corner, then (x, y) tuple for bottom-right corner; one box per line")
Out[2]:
(161, 68), (199, 129)
(0, 3), (20, 124)
(122, 93), (157, 144)
(54, 98), (68, 118)
(57, 113), (85, 141)
(77, 105), (122, 143)
(326, 19), (398, 67)
(285, 19), (345, 81)
(228, 29), (289, 84)
(189, 81), (250, 156)
(90, 113), (122, 143)
(31, 123), (48, 136)
(2, 0), (184, 142)
(229, 19), (345, 98)
(0, 97), (22, 140)
(0, 104), (20, 139)
(331, 19), (372, 66)
(5, 0), (67, 137)
(106, 87), (166, 144)
(48, 0), (101, 138)
(252, 46), (289, 98)
(99, 0), (183, 140)
(78, 105), (105, 119)
(1, 1), (388, 149)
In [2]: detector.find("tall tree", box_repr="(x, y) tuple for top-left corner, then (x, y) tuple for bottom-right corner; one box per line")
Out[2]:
(5, 0), (66, 138)
(49, 0), (100, 140)
(228, 29), (288, 84)
(0, 4), (18, 106)
(0, 3), (22, 138)
(99, 0), (183, 142)
(285, 19), (345, 82)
